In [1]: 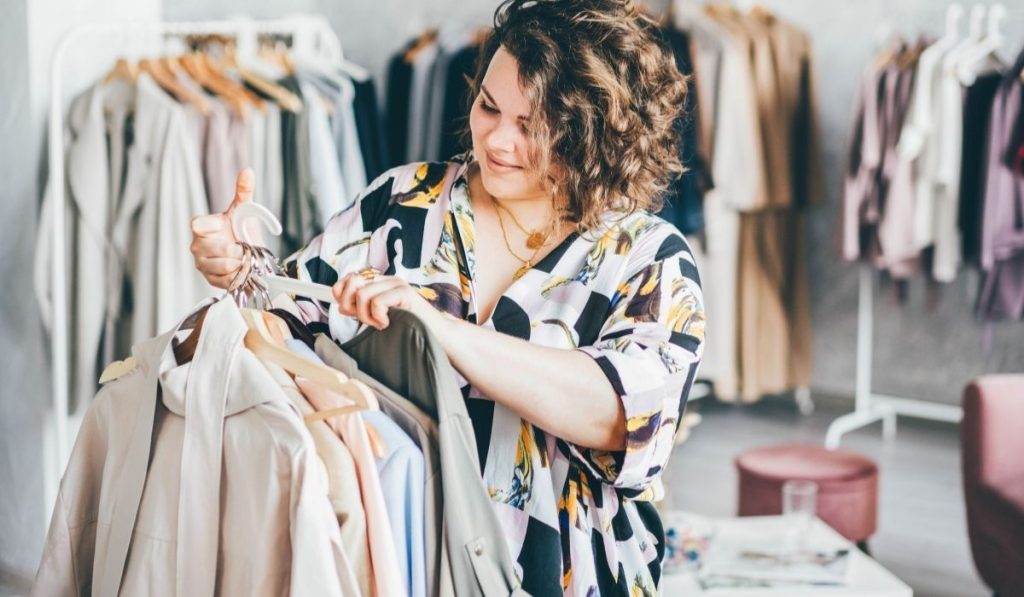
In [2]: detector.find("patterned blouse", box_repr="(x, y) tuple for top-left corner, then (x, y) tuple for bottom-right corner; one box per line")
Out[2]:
(282, 154), (705, 596)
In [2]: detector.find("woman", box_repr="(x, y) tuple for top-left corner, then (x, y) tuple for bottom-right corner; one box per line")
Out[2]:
(191, 0), (704, 593)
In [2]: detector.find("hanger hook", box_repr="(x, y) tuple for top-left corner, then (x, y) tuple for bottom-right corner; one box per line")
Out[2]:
(987, 4), (1006, 39)
(231, 202), (282, 247)
(945, 4), (963, 37)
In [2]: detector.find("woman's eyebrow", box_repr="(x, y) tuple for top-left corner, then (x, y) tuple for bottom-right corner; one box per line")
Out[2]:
(481, 85), (530, 121)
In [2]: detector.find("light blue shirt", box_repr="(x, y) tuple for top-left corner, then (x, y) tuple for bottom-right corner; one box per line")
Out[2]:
(287, 339), (426, 597)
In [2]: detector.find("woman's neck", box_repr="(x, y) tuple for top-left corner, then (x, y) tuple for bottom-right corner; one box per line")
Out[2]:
(467, 166), (556, 231)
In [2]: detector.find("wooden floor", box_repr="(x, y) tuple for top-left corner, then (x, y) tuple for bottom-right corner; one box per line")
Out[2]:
(662, 391), (989, 597)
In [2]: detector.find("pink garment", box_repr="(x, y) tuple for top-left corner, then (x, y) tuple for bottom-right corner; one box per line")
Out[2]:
(296, 378), (407, 597)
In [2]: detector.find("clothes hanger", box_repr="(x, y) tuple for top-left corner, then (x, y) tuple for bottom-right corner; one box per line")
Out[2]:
(139, 58), (211, 111)
(231, 202), (337, 304)
(256, 309), (388, 456)
(956, 3), (1007, 84)
(337, 59), (370, 83)
(223, 44), (303, 113)
(943, 3), (965, 42)
(178, 52), (250, 119)
(254, 310), (389, 457)
(239, 307), (379, 414)
(258, 40), (295, 76)
(404, 28), (439, 63)
(159, 56), (215, 116)
(104, 57), (139, 84)
(200, 50), (266, 110)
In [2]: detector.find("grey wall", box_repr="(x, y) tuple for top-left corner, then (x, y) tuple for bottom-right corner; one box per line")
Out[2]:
(0, 0), (48, 591)
(0, 0), (159, 592)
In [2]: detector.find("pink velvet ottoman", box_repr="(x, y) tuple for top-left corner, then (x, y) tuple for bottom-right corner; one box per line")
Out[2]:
(735, 443), (879, 546)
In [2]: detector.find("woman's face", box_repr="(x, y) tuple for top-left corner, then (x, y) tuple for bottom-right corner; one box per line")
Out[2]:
(469, 46), (550, 203)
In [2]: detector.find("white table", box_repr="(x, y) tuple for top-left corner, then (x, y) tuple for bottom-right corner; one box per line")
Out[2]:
(661, 514), (912, 597)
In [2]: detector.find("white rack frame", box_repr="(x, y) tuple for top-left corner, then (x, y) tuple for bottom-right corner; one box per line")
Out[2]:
(824, 265), (963, 449)
(44, 15), (344, 521)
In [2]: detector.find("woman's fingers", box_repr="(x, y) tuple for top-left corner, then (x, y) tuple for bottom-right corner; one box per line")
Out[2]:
(333, 273), (407, 329)
(191, 235), (243, 260)
(333, 274), (365, 318)
(227, 168), (255, 213)
(354, 278), (404, 329)
(363, 286), (412, 329)
(197, 257), (243, 277)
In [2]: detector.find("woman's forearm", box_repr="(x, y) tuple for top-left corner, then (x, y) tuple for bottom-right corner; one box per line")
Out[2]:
(435, 316), (626, 451)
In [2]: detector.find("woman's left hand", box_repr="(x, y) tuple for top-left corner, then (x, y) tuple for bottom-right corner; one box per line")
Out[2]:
(332, 269), (450, 334)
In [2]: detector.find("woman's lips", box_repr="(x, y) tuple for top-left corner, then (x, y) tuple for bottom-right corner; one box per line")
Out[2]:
(486, 152), (522, 173)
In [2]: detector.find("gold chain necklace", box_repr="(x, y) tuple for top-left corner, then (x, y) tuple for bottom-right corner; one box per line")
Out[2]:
(491, 198), (555, 250)
(493, 202), (544, 280)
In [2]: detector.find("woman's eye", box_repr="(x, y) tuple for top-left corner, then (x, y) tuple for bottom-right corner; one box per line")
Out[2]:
(479, 100), (499, 114)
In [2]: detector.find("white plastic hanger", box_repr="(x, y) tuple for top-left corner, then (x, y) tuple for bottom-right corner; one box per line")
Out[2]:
(943, 4), (964, 42)
(957, 3), (1006, 84)
(232, 201), (336, 303)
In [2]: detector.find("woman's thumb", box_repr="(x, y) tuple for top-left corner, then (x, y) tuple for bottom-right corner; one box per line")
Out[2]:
(227, 167), (255, 213)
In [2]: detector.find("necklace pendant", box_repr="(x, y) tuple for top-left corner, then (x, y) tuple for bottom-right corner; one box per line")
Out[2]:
(526, 231), (546, 250)
(514, 262), (531, 280)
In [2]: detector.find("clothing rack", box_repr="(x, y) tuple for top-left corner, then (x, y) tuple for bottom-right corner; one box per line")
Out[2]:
(824, 265), (964, 449)
(44, 15), (344, 524)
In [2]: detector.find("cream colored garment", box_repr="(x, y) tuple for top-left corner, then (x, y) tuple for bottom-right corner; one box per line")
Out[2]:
(109, 74), (214, 350)
(898, 34), (959, 255)
(696, 23), (756, 400)
(33, 78), (134, 412)
(296, 378), (407, 597)
(32, 299), (356, 596)
(260, 358), (373, 597)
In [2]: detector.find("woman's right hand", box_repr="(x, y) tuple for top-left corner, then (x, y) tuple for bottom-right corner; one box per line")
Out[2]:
(190, 168), (253, 289)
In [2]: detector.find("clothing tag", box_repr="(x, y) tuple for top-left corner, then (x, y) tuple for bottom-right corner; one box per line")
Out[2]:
(99, 356), (138, 384)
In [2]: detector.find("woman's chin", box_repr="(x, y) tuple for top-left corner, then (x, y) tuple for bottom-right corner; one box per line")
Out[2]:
(479, 173), (521, 200)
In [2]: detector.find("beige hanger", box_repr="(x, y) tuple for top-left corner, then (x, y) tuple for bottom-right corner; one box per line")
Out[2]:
(179, 52), (250, 119)
(223, 45), (303, 113)
(104, 57), (138, 84)
(140, 58), (210, 114)
(240, 309), (378, 413)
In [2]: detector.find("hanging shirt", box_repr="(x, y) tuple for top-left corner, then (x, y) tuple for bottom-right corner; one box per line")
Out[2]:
(959, 72), (1003, 266)
(977, 51), (1024, 322)
(295, 377), (408, 597)
(282, 154), (705, 595)
(288, 339), (427, 597)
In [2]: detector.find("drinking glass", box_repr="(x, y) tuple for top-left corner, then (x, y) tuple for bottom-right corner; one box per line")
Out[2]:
(782, 479), (818, 557)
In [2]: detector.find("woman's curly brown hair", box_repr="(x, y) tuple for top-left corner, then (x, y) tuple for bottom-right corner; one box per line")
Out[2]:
(463, 0), (688, 232)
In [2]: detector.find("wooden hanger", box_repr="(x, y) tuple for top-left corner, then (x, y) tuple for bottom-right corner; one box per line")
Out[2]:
(258, 43), (295, 76)
(257, 310), (388, 457)
(140, 58), (209, 111)
(749, 4), (774, 21)
(704, 2), (739, 19)
(179, 52), (249, 119)
(224, 45), (303, 113)
(160, 56), (214, 116)
(201, 51), (266, 110)
(240, 309), (378, 414)
(104, 58), (138, 84)
(404, 28), (438, 63)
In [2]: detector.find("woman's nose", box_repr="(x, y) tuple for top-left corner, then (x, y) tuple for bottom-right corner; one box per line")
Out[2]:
(485, 119), (518, 154)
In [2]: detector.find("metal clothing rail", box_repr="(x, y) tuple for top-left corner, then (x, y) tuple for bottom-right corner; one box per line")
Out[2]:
(824, 265), (963, 449)
(44, 15), (344, 521)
